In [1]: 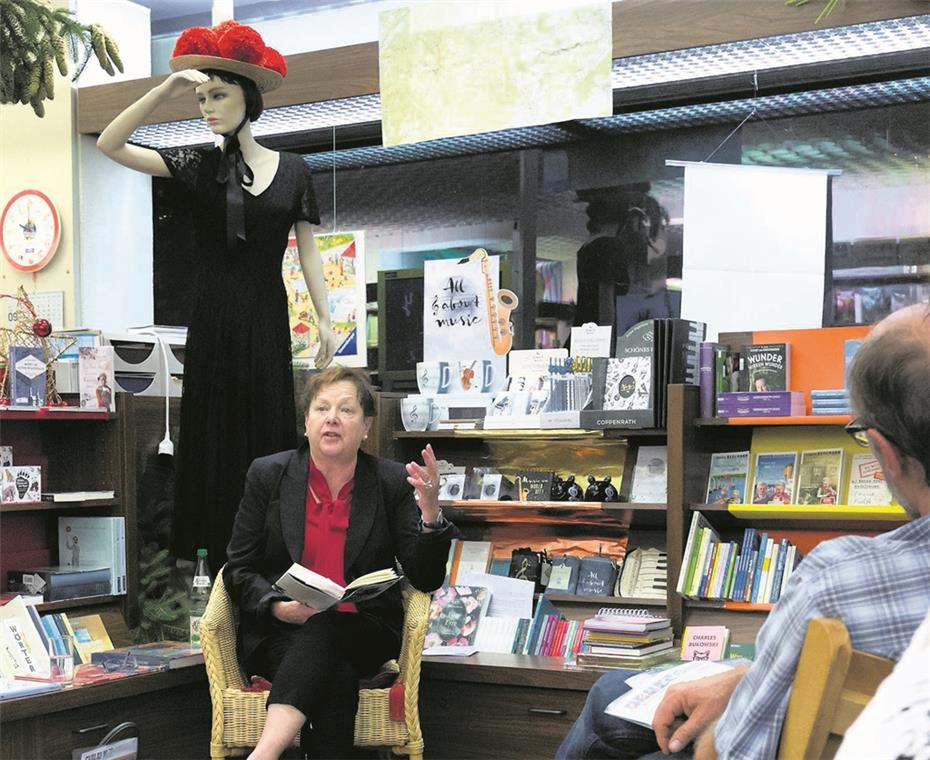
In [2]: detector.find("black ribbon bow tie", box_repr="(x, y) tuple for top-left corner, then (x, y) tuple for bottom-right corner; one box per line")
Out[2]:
(215, 122), (254, 251)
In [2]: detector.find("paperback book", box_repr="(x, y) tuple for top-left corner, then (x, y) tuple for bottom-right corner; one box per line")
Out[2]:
(680, 626), (730, 661)
(704, 452), (750, 504)
(7, 346), (46, 407)
(846, 453), (894, 506)
(273, 564), (401, 609)
(741, 343), (790, 392)
(92, 641), (204, 670)
(78, 345), (116, 411)
(58, 516), (126, 595)
(796, 449), (845, 505)
(750, 452), (798, 505)
(423, 585), (490, 649)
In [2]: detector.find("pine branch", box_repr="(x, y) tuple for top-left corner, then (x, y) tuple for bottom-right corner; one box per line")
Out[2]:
(0, 0), (123, 115)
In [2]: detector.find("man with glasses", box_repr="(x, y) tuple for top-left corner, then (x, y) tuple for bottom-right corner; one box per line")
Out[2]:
(556, 304), (930, 760)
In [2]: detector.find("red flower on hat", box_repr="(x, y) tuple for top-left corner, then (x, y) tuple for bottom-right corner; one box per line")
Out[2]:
(172, 26), (219, 57)
(260, 48), (287, 77)
(215, 22), (265, 64)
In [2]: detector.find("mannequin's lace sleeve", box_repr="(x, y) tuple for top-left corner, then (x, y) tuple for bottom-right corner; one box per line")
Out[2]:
(156, 147), (207, 193)
(296, 160), (321, 225)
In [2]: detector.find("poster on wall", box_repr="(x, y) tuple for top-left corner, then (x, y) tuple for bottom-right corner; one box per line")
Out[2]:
(282, 231), (367, 367)
(423, 250), (517, 364)
(378, 1), (612, 147)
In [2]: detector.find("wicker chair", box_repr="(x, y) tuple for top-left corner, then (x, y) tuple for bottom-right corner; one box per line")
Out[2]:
(200, 566), (431, 760)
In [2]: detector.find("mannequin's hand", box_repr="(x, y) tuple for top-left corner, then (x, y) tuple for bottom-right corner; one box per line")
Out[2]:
(158, 69), (210, 100)
(315, 323), (336, 369)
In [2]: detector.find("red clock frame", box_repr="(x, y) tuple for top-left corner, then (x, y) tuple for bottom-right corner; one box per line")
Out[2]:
(1, 188), (61, 273)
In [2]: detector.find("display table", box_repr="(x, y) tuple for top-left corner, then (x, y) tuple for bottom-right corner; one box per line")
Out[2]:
(1, 665), (211, 759)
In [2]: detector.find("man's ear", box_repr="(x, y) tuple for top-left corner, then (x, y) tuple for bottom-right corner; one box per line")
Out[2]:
(869, 429), (904, 480)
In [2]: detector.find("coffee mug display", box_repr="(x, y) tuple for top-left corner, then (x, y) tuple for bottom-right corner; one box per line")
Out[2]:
(401, 397), (441, 431)
(416, 362), (452, 395)
(455, 360), (497, 393)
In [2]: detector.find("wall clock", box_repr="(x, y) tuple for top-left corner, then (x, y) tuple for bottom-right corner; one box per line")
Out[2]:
(1, 189), (61, 273)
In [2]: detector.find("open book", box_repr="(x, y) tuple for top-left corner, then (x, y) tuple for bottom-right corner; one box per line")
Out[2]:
(273, 564), (401, 610)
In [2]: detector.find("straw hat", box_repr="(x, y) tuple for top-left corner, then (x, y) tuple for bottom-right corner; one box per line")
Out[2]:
(170, 21), (286, 93)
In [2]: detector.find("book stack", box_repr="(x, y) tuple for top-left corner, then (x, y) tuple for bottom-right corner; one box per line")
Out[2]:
(810, 389), (851, 416)
(91, 641), (204, 670)
(716, 391), (806, 418)
(576, 608), (675, 670)
(677, 512), (801, 603)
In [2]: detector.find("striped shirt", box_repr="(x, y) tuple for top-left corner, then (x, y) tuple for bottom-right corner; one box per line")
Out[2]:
(714, 513), (930, 760)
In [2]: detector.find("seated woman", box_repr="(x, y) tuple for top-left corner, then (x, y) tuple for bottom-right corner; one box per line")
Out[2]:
(224, 367), (456, 759)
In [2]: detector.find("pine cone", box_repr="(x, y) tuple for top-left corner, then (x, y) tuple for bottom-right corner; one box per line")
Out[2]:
(52, 34), (68, 76)
(104, 32), (123, 73)
(42, 56), (54, 100)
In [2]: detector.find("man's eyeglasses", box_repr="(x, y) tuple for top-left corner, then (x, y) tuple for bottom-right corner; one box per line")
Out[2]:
(844, 419), (872, 448)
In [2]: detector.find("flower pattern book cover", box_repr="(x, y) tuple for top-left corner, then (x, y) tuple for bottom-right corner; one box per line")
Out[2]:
(423, 585), (490, 648)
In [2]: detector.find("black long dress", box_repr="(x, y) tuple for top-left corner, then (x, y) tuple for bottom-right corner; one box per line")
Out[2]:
(157, 147), (320, 567)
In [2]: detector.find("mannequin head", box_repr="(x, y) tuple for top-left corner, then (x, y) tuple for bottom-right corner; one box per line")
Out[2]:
(195, 69), (263, 135)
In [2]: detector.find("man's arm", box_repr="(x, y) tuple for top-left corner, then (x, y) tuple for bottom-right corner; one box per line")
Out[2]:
(652, 666), (748, 754)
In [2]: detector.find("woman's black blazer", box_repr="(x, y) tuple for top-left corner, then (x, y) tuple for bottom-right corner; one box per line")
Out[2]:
(224, 442), (456, 661)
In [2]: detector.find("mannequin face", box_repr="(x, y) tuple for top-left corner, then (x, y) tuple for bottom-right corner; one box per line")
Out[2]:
(195, 75), (247, 135)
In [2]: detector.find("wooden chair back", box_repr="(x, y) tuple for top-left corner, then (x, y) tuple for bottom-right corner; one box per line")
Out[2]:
(779, 617), (894, 760)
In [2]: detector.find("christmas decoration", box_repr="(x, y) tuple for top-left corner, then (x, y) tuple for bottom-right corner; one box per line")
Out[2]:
(0, 0), (123, 117)
(0, 286), (73, 405)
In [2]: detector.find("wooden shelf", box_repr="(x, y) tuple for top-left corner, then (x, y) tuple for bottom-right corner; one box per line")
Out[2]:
(421, 652), (602, 690)
(686, 600), (774, 613)
(1, 498), (119, 514)
(544, 592), (666, 607)
(0, 663), (205, 722)
(443, 500), (646, 527)
(0, 407), (113, 421)
(395, 427), (667, 440)
(691, 503), (909, 531)
(695, 415), (852, 426)
(35, 595), (121, 613)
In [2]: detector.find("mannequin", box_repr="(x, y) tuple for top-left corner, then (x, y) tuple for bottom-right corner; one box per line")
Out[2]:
(98, 21), (336, 565)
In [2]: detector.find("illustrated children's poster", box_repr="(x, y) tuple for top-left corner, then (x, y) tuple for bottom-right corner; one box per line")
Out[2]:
(423, 248), (518, 362)
(78, 346), (116, 411)
(283, 232), (367, 367)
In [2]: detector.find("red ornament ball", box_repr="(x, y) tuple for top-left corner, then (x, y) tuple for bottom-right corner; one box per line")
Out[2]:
(260, 48), (287, 77)
(216, 23), (265, 64)
(33, 318), (52, 337)
(172, 27), (219, 57)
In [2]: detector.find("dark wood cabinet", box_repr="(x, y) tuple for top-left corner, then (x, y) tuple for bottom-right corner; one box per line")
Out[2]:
(1, 666), (211, 759)
(419, 655), (599, 759)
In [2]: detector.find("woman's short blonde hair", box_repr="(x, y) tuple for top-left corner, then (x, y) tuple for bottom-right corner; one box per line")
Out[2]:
(301, 367), (376, 418)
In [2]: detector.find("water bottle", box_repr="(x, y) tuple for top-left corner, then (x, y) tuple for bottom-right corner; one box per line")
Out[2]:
(190, 548), (211, 648)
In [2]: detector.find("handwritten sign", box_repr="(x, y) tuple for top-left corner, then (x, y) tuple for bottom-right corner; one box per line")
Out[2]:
(423, 255), (499, 362)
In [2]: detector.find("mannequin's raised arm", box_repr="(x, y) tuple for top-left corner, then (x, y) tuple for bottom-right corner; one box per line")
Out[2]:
(295, 220), (335, 369)
(97, 70), (209, 177)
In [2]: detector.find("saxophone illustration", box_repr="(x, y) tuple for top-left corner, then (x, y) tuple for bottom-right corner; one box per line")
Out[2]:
(468, 248), (519, 356)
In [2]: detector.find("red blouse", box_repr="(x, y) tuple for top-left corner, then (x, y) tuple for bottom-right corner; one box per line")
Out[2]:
(301, 455), (356, 613)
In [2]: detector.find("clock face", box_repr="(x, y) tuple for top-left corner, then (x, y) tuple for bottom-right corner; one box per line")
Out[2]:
(1, 189), (61, 273)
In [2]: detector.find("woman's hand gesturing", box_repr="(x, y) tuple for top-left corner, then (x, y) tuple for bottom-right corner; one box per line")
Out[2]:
(406, 443), (441, 523)
(158, 68), (210, 99)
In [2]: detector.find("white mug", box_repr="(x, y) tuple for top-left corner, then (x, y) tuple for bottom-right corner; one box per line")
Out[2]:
(455, 360), (497, 394)
(416, 362), (453, 395)
(401, 397), (441, 432)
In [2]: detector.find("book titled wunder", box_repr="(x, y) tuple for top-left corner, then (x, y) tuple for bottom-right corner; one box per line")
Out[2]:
(274, 564), (401, 610)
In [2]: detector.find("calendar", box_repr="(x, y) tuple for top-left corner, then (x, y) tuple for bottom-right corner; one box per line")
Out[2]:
(2, 290), (64, 331)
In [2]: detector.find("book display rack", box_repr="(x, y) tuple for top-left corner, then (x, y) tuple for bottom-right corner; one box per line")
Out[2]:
(0, 394), (212, 758)
(385, 325), (909, 757)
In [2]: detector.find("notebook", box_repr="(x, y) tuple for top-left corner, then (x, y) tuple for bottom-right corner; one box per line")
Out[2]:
(586, 607), (672, 634)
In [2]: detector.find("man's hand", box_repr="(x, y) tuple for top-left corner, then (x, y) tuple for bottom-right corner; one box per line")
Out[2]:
(652, 666), (748, 754)
(271, 600), (319, 625)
